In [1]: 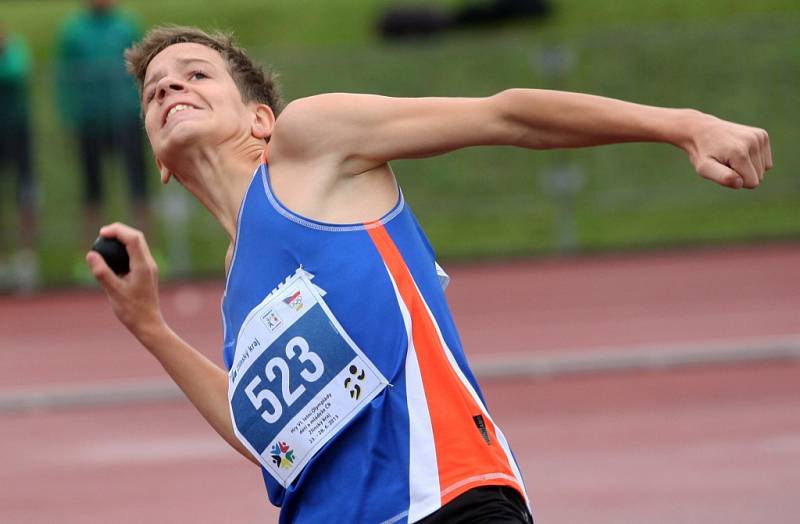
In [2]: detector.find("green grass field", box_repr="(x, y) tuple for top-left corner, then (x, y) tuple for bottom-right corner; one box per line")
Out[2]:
(2, 0), (798, 284)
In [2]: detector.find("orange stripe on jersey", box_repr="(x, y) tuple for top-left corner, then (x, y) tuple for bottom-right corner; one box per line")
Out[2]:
(367, 225), (518, 505)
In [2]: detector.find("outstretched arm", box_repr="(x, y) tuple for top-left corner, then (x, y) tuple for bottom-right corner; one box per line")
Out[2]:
(86, 223), (258, 466)
(272, 89), (772, 189)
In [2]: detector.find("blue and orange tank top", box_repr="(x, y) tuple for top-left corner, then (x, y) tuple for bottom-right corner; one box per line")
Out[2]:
(221, 161), (528, 523)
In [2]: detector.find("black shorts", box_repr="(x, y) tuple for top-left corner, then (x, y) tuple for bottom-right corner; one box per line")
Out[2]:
(418, 486), (533, 524)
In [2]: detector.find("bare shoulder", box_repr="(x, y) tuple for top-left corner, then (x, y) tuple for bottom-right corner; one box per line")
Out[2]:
(268, 93), (391, 174)
(270, 94), (366, 154)
(269, 91), (502, 176)
(274, 93), (343, 130)
(266, 94), (401, 223)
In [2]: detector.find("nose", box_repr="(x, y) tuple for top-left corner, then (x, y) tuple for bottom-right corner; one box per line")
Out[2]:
(155, 76), (186, 102)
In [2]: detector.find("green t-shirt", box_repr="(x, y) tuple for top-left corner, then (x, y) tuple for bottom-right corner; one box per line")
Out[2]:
(0, 33), (32, 126)
(55, 8), (141, 128)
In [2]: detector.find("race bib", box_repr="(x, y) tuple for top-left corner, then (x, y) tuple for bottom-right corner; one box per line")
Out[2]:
(228, 268), (388, 487)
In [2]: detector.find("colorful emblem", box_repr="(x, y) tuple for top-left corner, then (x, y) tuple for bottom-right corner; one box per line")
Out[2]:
(270, 441), (295, 469)
(283, 290), (304, 312)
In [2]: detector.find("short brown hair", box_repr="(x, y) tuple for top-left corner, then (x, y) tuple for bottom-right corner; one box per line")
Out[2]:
(125, 25), (283, 114)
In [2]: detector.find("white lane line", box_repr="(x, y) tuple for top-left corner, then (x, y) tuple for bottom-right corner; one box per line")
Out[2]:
(1, 336), (799, 413)
(0, 378), (183, 412)
(472, 335), (800, 379)
(75, 435), (232, 465)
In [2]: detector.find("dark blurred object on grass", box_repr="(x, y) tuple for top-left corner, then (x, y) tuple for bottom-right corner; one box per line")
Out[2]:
(0, 25), (39, 292)
(455, 0), (552, 26)
(377, 0), (552, 41)
(377, 7), (452, 40)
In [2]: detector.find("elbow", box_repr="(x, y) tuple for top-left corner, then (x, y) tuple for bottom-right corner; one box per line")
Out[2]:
(488, 89), (551, 149)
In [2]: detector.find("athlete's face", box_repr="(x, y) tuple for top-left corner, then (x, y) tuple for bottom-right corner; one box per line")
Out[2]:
(141, 43), (255, 174)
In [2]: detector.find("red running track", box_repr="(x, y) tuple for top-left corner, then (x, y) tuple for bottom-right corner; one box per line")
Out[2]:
(1, 363), (798, 523)
(1, 244), (798, 388)
(1, 244), (799, 522)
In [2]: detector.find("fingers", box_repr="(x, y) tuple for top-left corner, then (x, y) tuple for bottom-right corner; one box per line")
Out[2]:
(761, 129), (773, 172)
(86, 250), (123, 292)
(728, 148), (760, 189)
(697, 158), (743, 189)
(749, 129), (773, 183)
(691, 117), (773, 190)
(88, 223), (163, 335)
(750, 142), (764, 182)
(712, 130), (772, 190)
(729, 128), (773, 188)
(98, 222), (156, 271)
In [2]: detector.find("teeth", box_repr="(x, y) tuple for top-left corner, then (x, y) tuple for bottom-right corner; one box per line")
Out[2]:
(167, 104), (192, 120)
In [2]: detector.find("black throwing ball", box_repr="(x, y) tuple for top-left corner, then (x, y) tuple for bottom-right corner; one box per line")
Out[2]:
(91, 236), (130, 276)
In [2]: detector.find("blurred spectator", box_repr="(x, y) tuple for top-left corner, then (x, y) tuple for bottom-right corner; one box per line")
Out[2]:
(378, 0), (552, 41)
(377, 7), (452, 41)
(454, 0), (551, 27)
(0, 26), (38, 292)
(55, 0), (149, 243)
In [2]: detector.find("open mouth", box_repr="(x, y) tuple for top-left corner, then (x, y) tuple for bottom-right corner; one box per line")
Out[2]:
(163, 103), (197, 126)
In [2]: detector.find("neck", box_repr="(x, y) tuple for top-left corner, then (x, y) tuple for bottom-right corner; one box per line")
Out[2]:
(165, 138), (265, 242)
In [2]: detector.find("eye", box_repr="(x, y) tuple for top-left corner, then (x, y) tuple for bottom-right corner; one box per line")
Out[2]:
(190, 71), (208, 81)
(145, 90), (155, 103)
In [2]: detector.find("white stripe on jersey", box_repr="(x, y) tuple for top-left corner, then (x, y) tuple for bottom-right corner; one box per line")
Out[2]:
(411, 279), (530, 508)
(383, 263), (442, 522)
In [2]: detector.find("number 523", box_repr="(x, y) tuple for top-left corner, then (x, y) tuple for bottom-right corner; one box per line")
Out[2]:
(244, 336), (324, 424)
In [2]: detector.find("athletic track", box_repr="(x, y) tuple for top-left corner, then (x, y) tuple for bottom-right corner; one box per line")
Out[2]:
(1, 244), (799, 523)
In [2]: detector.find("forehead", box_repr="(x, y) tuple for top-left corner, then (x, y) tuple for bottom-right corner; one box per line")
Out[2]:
(145, 42), (227, 82)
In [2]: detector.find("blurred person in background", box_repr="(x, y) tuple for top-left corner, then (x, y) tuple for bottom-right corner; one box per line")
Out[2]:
(0, 26), (38, 292)
(377, 0), (552, 40)
(87, 27), (771, 524)
(55, 0), (149, 248)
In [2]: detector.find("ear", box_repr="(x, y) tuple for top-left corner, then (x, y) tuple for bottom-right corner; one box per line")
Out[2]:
(155, 157), (172, 185)
(251, 103), (276, 140)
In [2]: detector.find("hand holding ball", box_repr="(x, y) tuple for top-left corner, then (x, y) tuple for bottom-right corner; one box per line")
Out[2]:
(91, 236), (130, 276)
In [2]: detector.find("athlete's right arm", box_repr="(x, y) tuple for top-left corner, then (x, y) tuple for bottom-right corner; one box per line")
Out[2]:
(86, 222), (258, 466)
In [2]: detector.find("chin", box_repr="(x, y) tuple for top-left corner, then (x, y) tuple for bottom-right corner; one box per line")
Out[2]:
(159, 123), (205, 155)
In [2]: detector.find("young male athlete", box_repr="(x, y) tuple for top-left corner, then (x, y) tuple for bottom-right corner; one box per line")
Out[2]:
(87, 26), (772, 524)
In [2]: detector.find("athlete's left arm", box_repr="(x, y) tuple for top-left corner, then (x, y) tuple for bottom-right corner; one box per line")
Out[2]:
(274, 90), (772, 189)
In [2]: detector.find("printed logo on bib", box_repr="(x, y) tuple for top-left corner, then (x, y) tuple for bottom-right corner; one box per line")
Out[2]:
(261, 309), (282, 332)
(228, 268), (388, 487)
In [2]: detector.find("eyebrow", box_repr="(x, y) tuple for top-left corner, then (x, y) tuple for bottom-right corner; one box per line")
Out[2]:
(143, 57), (217, 93)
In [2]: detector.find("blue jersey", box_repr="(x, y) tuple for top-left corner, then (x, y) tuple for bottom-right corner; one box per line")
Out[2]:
(222, 162), (528, 523)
